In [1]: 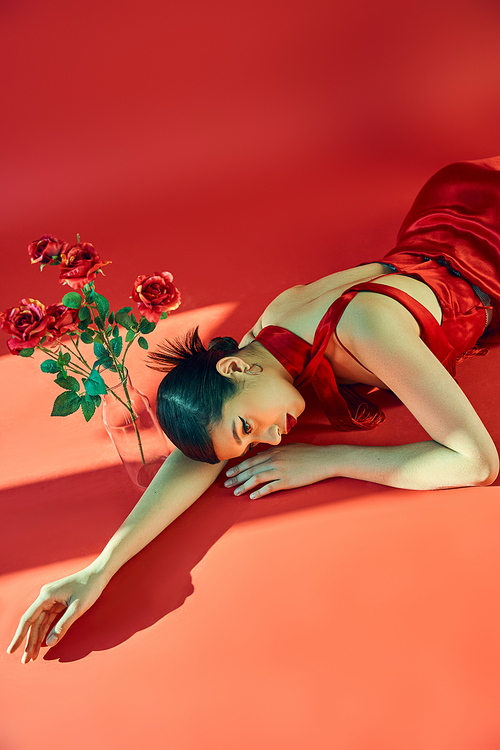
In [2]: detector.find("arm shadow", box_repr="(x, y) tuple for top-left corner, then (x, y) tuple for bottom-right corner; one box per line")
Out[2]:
(2, 352), (499, 663)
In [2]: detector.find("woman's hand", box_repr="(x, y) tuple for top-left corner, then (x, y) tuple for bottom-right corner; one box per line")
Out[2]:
(224, 443), (331, 499)
(6, 565), (107, 663)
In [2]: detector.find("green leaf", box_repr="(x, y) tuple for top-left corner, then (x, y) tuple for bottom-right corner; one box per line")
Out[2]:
(94, 355), (114, 370)
(130, 312), (138, 328)
(62, 292), (82, 309)
(63, 352), (71, 364)
(78, 306), (91, 321)
(84, 369), (107, 396)
(93, 341), (107, 358)
(112, 325), (120, 338)
(110, 336), (123, 356)
(55, 375), (80, 391)
(40, 336), (47, 344)
(139, 318), (156, 334)
(90, 394), (102, 406)
(93, 332), (104, 344)
(19, 347), (35, 357)
(115, 310), (134, 330)
(116, 306), (132, 315)
(77, 320), (89, 331)
(80, 395), (96, 422)
(51, 391), (81, 416)
(160, 311), (169, 320)
(80, 329), (94, 344)
(138, 336), (149, 350)
(125, 329), (135, 342)
(94, 293), (110, 322)
(41, 359), (60, 373)
(108, 312), (115, 325)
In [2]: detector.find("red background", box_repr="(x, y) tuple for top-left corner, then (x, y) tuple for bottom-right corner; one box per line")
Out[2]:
(2, 1), (500, 748)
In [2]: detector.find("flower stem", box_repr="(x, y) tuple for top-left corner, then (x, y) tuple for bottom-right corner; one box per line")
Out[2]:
(88, 304), (146, 464)
(60, 337), (91, 369)
(37, 346), (90, 378)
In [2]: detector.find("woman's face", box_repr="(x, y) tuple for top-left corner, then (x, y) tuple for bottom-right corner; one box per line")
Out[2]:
(210, 371), (305, 461)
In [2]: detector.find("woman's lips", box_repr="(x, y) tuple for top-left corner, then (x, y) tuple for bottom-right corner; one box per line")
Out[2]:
(286, 413), (297, 433)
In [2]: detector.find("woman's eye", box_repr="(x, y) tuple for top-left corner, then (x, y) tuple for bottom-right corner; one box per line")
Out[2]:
(240, 417), (251, 435)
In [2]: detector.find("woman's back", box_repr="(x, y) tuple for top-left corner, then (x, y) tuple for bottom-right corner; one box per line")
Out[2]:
(241, 262), (444, 389)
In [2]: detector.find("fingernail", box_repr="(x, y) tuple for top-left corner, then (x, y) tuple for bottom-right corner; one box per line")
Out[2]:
(250, 493), (257, 499)
(226, 469), (234, 476)
(234, 489), (241, 495)
(46, 634), (57, 646)
(224, 480), (232, 487)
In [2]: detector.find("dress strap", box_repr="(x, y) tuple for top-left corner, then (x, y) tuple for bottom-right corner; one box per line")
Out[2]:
(333, 282), (458, 377)
(255, 279), (458, 432)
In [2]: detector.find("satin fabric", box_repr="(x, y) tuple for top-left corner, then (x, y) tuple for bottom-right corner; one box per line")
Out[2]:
(378, 156), (500, 344)
(255, 157), (500, 431)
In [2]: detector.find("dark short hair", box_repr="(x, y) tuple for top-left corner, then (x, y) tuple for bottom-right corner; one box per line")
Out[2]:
(148, 327), (241, 463)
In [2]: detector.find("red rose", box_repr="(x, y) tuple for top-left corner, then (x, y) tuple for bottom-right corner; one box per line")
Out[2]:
(28, 235), (69, 265)
(0, 298), (49, 354)
(59, 243), (111, 289)
(45, 303), (80, 341)
(132, 271), (181, 323)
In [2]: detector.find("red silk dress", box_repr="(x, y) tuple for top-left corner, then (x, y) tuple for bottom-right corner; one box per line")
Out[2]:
(255, 157), (500, 431)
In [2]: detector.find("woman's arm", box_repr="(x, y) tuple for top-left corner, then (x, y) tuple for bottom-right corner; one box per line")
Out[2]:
(7, 450), (227, 662)
(92, 449), (226, 581)
(225, 294), (498, 495)
(336, 292), (499, 487)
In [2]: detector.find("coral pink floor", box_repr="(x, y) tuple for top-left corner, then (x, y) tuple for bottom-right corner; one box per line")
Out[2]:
(2, 1), (500, 748)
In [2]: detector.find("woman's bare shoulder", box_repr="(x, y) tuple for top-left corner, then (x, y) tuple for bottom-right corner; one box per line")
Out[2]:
(238, 263), (391, 347)
(238, 284), (305, 347)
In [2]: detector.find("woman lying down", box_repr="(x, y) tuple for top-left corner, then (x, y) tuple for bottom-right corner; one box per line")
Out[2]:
(8, 156), (500, 663)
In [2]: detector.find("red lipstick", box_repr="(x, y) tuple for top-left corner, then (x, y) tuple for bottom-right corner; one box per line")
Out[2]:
(286, 414), (297, 433)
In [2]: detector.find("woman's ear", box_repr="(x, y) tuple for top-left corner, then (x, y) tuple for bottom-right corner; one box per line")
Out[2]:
(216, 356), (249, 379)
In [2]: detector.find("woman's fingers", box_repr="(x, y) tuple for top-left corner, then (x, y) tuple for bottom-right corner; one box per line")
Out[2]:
(225, 466), (269, 488)
(44, 599), (82, 648)
(21, 610), (46, 664)
(32, 606), (64, 661)
(8, 568), (106, 663)
(224, 444), (324, 498)
(14, 599), (82, 663)
(227, 466), (282, 497)
(226, 450), (272, 479)
(30, 612), (52, 662)
(20, 602), (65, 663)
(245, 481), (283, 499)
(7, 595), (56, 654)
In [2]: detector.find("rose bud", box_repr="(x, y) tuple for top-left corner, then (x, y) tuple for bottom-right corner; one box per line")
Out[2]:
(59, 242), (111, 289)
(0, 298), (49, 354)
(132, 271), (181, 323)
(28, 235), (68, 265)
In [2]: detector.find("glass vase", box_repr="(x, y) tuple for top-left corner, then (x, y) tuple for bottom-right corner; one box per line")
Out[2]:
(101, 370), (173, 489)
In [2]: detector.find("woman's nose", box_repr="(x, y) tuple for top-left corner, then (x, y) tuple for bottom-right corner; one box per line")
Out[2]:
(266, 425), (281, 445)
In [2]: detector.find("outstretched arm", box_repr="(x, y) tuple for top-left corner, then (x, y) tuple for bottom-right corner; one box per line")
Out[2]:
(7, 449), (226, 662)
